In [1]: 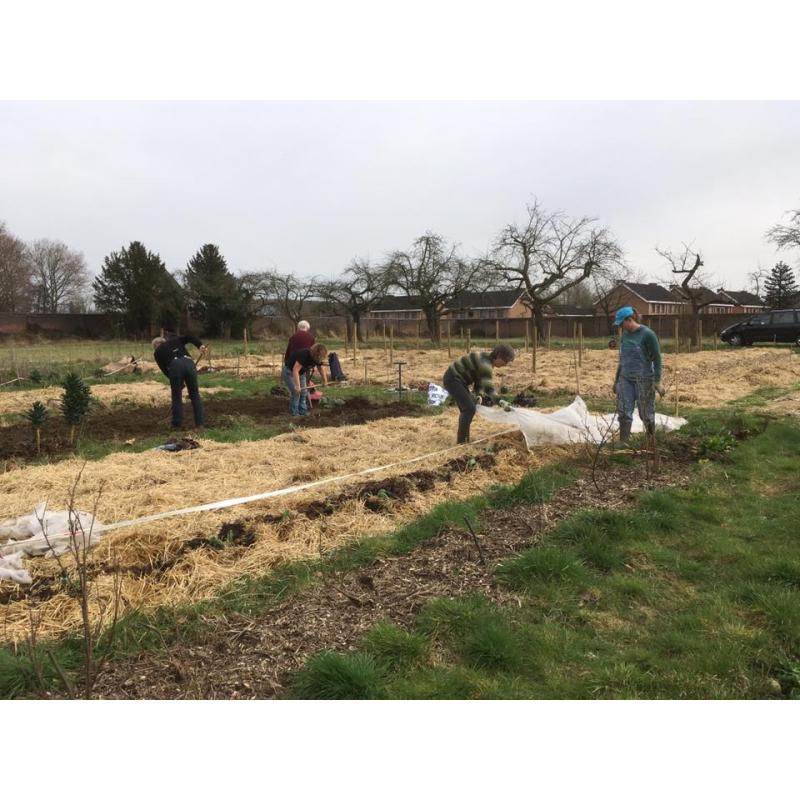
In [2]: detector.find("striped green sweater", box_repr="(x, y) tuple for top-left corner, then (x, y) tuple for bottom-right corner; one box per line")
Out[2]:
(445, 352), (497, 400)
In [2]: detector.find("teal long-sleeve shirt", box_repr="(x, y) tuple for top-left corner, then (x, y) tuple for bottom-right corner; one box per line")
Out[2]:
(615, 324), (662, 384)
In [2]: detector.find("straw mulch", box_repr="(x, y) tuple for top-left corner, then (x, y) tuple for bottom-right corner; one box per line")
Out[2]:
(0, 382), (233, 417)
(204, 347), (800, 407)
(0, 411), (553, 642)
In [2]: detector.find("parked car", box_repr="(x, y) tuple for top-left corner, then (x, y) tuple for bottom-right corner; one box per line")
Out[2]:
(719, 309), (800, 346)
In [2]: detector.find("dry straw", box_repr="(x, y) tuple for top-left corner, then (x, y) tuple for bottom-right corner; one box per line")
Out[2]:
(0, 412), (560, 642)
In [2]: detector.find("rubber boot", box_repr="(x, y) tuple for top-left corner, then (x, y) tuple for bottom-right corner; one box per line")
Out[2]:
(614, 418), (633, 449)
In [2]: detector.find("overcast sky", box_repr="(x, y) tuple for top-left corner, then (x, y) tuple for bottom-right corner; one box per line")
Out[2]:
(2, 101), (799, 291)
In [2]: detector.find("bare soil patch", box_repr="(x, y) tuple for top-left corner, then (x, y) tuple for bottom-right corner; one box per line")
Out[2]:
(0, 396), (424, 461)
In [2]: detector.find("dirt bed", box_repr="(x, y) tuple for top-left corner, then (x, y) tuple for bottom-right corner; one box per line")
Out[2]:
(89, 457), (692, 699)
(0, 396), (424, 461)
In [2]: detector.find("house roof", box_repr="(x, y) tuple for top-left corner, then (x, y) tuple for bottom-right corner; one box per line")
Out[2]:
(620, 282), (685, 303)
(546, 303), (595, 317)
(447, 289), (524, 310)
(670, 285), (732, 306)
(718, 289), (764, 306)
(371, 295), (422, 312)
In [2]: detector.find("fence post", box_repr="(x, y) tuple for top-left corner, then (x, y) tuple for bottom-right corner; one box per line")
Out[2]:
(525, 319), (530, 354)
(467, 328), (471, 352)
(353, 322), (358, 365)
(698, 318), (703, 352)
(495, 319), (499, 343)
(383, 323), (387, 354)
(546, 320), (552, 350)
(578, 322), (583, 366)
(390, 325), (394, 365)
(243, 328), (249, 357)
(532, 324), (537, 375)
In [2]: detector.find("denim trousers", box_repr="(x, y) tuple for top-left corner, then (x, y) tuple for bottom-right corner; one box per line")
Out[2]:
(282, 365), (309, 415)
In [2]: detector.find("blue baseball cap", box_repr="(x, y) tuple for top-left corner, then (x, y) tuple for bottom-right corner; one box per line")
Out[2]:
(614, 306), (635, 327)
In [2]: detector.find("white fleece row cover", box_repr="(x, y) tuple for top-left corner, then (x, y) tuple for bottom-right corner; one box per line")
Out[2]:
(476, 396), (687, 448)
(0, 505), (102, 584)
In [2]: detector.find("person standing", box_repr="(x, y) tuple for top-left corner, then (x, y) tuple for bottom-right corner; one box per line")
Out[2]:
(284, 320), (316, 414)
(284, 343), (328, 417)
(442, 344), (515, 444)
(612, 305), (664, 445)
(152, 335), (208, 431)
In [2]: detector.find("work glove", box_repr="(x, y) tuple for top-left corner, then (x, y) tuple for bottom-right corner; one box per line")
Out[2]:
(475, 395), (483, 406)
(656, 382), (666, 399)
(498, 399), (513, 413)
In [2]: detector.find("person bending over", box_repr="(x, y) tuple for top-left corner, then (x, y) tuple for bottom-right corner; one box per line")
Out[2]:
(152, 335), (208, 431)
(284, 343), (328, 417)
(442, 344), (515, 444)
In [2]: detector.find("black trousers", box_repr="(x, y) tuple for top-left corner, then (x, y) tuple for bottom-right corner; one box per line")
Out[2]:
(168, 356), (204, 428)
(443, 373), (476, 444)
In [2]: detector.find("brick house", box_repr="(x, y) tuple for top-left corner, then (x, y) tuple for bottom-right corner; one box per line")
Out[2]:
(595, 281), (686, 317)
(367, 295), (426, 321)
(445, 289), (530, 320)
(716, 289), (765, 314)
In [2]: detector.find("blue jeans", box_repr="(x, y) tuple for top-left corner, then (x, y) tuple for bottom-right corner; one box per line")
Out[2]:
(168, 356), (204, 428)
(616, 375), (655, 438)
(282, 365), (308, 416)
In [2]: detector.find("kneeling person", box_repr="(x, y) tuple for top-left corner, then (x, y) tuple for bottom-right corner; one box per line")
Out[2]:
(283, 343), (328, 417)
(152, 335), (208, 431)
(443, 344), (515, 444)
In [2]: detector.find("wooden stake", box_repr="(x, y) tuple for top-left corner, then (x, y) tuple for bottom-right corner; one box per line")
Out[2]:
(353, 322), (358, 365)
(363, 358), (369, 384)
(525, 319), (530, 354)
(383, 323), (387, 353)
(460, 326), (464, 352)
(447, 319), (452, 358)
(578, 322), (584, 366)
(236, 354), (240, 378)
(467, 328), (471, 352)
(243, 328), (249, 357)
(416, 319), (421, 350)
(390, 325), (394, 365)
(532, 324), (538, 374)
(674, 318), (680, 417)
(344, 325), (349, 357)
(698, 318), (703, 352)
(547, 320), (552, 350)
(495, 319), (500, 342)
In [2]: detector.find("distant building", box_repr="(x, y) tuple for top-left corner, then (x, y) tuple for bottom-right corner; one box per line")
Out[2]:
(716, 289), (765, 314)
(445, 289), (530, 320)
(545, 303), (595, 318)
(669, 285), (735, 314)
(594, 281), (686, 316)
(367, 295), (426, 321)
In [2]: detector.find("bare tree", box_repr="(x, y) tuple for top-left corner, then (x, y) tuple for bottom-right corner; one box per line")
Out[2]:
(27, 239), (90, 313)
(489, 201), (623, 337)
(0, 221), (33, 312)
(747, 265), (770, 298)
(656, 243), (715, 347)
(318, 258), (388, 341)
(382, 232), (485, 342)
(766, 208), (800, 255)
(259, 270), (318, 326)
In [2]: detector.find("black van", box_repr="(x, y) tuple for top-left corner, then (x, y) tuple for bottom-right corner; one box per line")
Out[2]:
(719, 309), (800, 346)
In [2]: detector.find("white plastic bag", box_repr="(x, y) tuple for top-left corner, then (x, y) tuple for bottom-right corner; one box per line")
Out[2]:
(427, 382), (450, 406)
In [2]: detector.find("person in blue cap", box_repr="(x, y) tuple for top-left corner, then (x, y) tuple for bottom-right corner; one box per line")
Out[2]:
(612, 305), (664, 445)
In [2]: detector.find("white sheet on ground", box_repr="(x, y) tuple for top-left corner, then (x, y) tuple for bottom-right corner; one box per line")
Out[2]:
(476, 395), (686, 448)
(0, 505), (104, 582)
